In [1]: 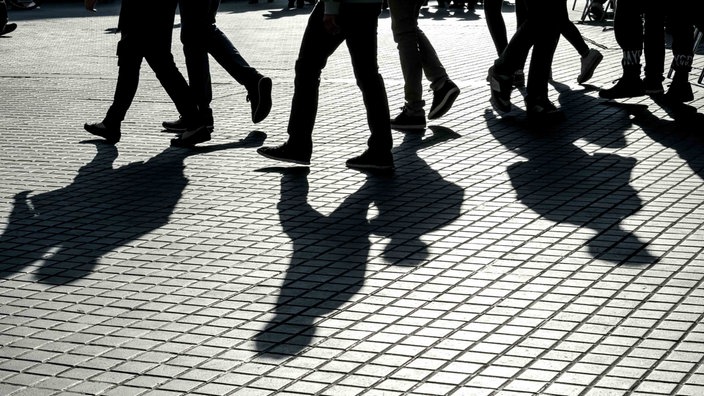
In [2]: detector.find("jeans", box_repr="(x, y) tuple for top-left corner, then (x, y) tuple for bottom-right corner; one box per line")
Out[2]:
(388, 0), (448, 114)
(179, 0), (262, 112)
(105, 1), (198, 127)
(287, 2), (392, 153)
(494, 0), (562, 102)
(613, 0), (664, 81)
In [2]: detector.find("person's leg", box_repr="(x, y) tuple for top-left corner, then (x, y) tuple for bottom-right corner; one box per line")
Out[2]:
(599, 0), (646, 98)
(524, 0), (561, 110)
(145, 51), (201, 126)
(642, 0), (665, 94)
(104, 47), (142, 128)
(179, 0), (213, 113)
(1, 0), (8, 28)
(388, 0), (425, 115)
(559, 0), (602, 84)
(343, 2), (394, 168)
(666, 0), (694, 102)
(484, 0), (508, 56)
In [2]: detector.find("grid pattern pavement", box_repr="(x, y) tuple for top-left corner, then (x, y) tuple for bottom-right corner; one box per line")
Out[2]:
(1, 1), (703, 395)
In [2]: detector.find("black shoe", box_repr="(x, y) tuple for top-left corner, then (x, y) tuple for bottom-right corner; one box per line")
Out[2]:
(247, 77), (272, 124)
(428, 80), (460, 120)
(346, 149), (394, 170)
(599, 76), (644, 99)
(257, 142), (311, 165)
(170, 125), (211, 148)
(390, 107), (426, 130)
(513, 70), (525, 88)
(0, 23), (17, 36)
(665, 74), (694, 103)
(84, 122), (121, 144)
(526, 98), (564, 123)
(163, 114), (214, 132)
(488, 65), (513, 113)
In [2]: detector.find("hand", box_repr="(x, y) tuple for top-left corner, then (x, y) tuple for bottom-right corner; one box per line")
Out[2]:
(84, 0), (97, 12)
(323, 14), (340, 35)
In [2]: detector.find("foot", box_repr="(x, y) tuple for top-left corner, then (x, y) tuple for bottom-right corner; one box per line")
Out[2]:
(488, 65), (513, 114)
(170, 125), (211, 148)
(599, 76), (644, 99)
(665, 75), (694, 103)
(577, 48), (603, 84)
(0, 23), (17, 36)
(163, 113), (214, 133)
(526, 97), (564, 123)
(257, 142), (311, 165)
(247, 77), (272, 124)
(390, 106), (426, 130)
(346, 149), (394, 170)
(84, 122), (121, 144)
(428, 80), (460, 120)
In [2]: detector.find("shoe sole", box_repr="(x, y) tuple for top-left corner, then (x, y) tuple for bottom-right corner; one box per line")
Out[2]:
(390, 123), (426, 131)
(253, 77), (272, 124)
(346, 163), (394, 170)
(428, 86), (460, 120)
(577, 52), (603, 84)
(257, 148), (310, 165)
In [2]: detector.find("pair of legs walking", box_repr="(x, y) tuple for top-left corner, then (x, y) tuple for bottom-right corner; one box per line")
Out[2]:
(258, 1), (394, 170)
(387, 0), (460, 130)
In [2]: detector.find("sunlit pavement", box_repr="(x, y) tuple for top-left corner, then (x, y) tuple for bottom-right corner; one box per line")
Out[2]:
(1, 1), (703, 395)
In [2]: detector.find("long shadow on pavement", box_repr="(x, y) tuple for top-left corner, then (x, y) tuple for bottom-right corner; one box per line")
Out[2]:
(254, 126), (464, 357)
(485, 81), (657, 265)
(0, 131), (266, 285)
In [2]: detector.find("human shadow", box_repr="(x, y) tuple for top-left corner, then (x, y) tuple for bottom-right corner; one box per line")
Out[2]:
(0, 131), (266, 285)
(605, 100), (704, 182)
(254, 126), (464, 357)
(485, 81), (657, 265)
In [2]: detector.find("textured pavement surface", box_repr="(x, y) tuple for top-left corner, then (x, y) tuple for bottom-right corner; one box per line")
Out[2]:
(1, 1), (704, 395)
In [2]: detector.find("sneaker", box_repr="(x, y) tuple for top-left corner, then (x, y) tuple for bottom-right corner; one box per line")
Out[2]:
(247, 76), (272, 124)
(599, 76), (644, 99)
(170, 125), (211, 148)
(643, 77), (664, 96)
(428, 80), (460, 120)
(84, 122), (121, 144)
(513, 70), (525, 88)
(391, 107), (426, 130)
(0, 23), (17, 36)
(665, 75), (694, 103)
(346, 149), (394, 170)
(488, 65), (513, 113)
(526, 97), (564, 122)
(257, 142), (311, 165)
(577, 48), (603, 84)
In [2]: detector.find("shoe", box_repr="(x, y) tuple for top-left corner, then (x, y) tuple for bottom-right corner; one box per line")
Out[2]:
(526, 97), (564, 122)
(599, 76), (644, 99)
(488, 66), (513, 113)
(257, 142), (311, 165)
(163, 113), (214, 132)
(588, 2), (604, 20)
(0, 23), (17, 36)
(577, 48), (603, 84)
(247, 77), (272, 124)
(170, 125), (211, 148)
(390, 107), (426, 130)
(428, 80), (460, 120)
(84, 122), (121, 144)
(346, 149), (394, 170)
(513, 70), (525, 88)
(665, 74), (694, 103)
(644, 77), (664, 96)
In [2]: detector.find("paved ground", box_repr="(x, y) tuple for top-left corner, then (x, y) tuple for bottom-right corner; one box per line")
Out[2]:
(1, 1), (704, 395)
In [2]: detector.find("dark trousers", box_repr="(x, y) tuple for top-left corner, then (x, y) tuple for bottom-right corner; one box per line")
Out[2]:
(494, 0), (562, 102)
(287, 2), (392, 153)
(485, 0), (527, 56)
(104, 45), (199, 127)
(179, 0), (262, 112)
(613, 0), (664, 81)
(1, 0), (8, 28)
